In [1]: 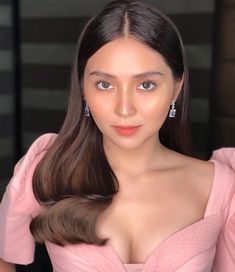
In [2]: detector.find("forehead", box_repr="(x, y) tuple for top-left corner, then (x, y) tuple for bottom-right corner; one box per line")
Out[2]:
(85, 37), (171, 76)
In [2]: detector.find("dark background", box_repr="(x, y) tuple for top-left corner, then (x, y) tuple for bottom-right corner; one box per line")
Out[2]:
(0, 0), (235, 271)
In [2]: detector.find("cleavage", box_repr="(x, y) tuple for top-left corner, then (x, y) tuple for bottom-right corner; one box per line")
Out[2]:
(96, 197), (205, 264)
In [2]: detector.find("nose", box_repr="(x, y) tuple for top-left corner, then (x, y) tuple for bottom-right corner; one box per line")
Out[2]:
(114, 88), (137, 118)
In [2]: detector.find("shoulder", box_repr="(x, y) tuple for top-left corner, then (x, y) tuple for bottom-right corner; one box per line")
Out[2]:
(17, 132), (57, 168)
(180, 155), (215, 203)
(156, 149), (215, 220)
(7, 133), (58, 193)
(210, 147), (235, 171)
(164, 147), (235, 221)
(210, 148), (235, 206)
(180, 148), (235, 215)
(162, 149), (215, 206)
(164, 148), (215, 189)
(1, 133), (58, 215)
(174, 148), (235, 196)
(22, 132), (57, 162)
(0, 133), (58, 264)
(210, 149), (235, 232)
(209, 148), (235, 193)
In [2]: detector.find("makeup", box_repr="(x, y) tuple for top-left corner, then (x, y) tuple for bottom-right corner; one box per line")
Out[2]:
(112, 125), (141, 136)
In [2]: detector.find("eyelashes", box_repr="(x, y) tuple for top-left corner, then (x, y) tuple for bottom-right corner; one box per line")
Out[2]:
(96, 81), (113, 90)
(139, 81), (156, 91)
(95, 80), (157, 91)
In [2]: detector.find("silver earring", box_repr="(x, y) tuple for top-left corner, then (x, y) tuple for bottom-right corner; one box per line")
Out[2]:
(84, 102), (90, 117)
(169, 100), (176, 118)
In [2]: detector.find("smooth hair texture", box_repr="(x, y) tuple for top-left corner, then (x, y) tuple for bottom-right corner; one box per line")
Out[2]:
(30, 0), (192, 246)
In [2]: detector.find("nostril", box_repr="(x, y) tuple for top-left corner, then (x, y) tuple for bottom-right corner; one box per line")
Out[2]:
(114, 101), (136, 117)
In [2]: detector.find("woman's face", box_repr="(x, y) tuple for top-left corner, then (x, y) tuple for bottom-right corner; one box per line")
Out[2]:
(83, 37), (183, 150)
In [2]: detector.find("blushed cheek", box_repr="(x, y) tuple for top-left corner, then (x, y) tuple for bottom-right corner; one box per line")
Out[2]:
(88, 99), (112, 123)
(141, 97), (171, 122)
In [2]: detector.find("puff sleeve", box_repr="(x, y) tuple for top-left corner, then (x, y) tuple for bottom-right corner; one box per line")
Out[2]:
(211, 148), (235, 271)
(0, 133), (57, 265)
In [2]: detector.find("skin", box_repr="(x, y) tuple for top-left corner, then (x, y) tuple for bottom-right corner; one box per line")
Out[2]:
(84, 38), (180, 142)
(0, 37), (214, 267)
(0, 259), (15, 272)
(83, 36), (215, 264)
(84, 37), (183, 174)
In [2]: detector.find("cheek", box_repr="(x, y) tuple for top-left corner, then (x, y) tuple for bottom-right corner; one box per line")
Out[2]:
(86, 97), (114, 129)
(83, 83), (111, 118)
(139, 95), (171, 121)
(88, 97), (112, 118)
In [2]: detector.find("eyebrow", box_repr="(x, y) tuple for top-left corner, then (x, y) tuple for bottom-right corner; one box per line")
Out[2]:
(89, 70), (164, 78)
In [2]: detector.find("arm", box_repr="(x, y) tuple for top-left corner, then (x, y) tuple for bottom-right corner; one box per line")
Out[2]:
(0, 258), (16, 272)
(211, 148), (235, 270)
(0, 133), (57, 266)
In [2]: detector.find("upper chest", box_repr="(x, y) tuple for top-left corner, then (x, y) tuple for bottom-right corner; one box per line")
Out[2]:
(96, 173), (210, 264)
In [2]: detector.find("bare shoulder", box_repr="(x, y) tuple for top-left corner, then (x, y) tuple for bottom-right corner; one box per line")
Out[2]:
(180, 154), (214, 184)
(164, 148), (215, 178)
(180, 154), (215, 212)
(163, 148), (215, 200)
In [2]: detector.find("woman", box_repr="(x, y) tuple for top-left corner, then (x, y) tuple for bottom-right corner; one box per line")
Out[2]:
(0, 0), (234, 271)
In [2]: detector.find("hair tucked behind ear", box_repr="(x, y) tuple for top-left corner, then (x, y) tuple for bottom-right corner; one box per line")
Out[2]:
(30, 0), (192, 246)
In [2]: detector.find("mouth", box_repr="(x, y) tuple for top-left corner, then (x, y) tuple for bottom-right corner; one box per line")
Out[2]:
(112, 125), (141, 136)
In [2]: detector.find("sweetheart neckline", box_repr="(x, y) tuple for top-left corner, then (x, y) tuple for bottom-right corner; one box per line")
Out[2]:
(106, 159), (218, 267)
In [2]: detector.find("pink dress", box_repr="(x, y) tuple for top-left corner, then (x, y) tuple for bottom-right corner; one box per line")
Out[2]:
(124, 263), (143, 272)
(0, 133), (235, 272)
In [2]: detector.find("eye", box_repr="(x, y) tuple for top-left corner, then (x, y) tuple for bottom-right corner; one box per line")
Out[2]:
(138, 81), (156, 91)
(96, 81), (113, 90)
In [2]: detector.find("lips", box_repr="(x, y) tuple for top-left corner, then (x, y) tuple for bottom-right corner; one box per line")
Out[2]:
(112, 125), (141, 136)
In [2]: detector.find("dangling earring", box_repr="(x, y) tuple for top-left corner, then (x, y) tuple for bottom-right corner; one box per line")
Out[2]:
(84, 102), (90, 117)
(169, 100), (176, 118)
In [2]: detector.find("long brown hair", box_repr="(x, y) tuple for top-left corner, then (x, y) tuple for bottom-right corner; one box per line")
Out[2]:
(30, 0), (191, 246)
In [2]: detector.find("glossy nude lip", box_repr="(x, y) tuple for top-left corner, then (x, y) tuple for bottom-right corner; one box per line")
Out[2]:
(112, 125), (141, 136)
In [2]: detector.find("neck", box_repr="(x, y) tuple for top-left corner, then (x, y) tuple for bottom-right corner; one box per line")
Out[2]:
(103, 137), (165, 177)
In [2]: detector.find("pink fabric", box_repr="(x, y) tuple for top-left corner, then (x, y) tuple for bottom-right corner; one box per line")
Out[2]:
(124, 263), (143, 272)
(0, 133), (235, 271)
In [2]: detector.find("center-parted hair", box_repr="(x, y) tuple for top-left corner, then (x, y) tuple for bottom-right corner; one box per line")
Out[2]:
(30, 0), (192, 246)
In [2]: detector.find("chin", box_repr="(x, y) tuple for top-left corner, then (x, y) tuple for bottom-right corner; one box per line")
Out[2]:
(102, 128), (158, 150)
(108, 137), (148, 150)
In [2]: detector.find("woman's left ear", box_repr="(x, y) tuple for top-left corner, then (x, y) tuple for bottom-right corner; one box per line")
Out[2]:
(173, 74), (184, 100)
